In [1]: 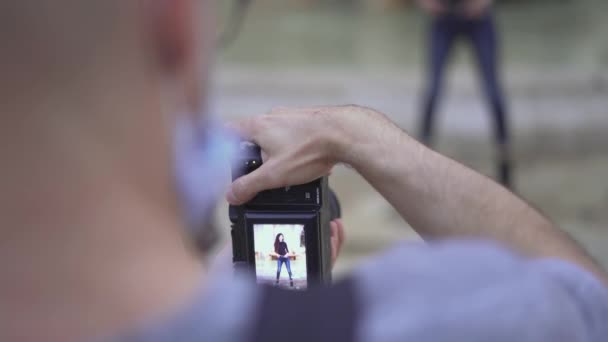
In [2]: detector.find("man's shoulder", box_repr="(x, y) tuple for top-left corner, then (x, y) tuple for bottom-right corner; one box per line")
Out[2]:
(111, 270), (259, 342)
(351, 240), (608, 342)
(242, 241), (608, 342)
(353, 240), (608, 298)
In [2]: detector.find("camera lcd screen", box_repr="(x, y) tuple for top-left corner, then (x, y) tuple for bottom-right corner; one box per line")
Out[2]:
(253, 224), (307, 290)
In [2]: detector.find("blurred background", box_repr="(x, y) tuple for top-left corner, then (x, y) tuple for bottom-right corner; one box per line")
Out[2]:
(213, 0), (608, 275)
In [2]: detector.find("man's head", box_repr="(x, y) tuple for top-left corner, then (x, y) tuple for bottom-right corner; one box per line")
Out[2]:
(0, 0), (214, 109)
(0, 0), (218, 231)
(0, 3), (221, 339)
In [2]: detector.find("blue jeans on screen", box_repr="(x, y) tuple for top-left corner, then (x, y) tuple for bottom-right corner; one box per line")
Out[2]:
(276, 256), (292, 280)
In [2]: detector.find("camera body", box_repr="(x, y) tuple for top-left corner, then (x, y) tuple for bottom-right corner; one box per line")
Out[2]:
(229, 142), (333, 289)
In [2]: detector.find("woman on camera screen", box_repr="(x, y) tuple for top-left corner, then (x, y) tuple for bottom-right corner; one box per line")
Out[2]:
(274, 233), (293, 287)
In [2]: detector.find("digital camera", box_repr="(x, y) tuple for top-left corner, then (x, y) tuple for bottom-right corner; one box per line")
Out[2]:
(229, 142), (340, 290)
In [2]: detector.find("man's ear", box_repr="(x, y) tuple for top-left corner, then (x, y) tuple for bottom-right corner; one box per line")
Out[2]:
(152, 0), (196, 72)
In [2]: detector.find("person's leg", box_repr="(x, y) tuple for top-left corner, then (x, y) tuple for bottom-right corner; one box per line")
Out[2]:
(285, 258), (293, 287)
(468, 13), (513, 188)
(276, 258), (283, 285)
(420, 16), (457, 146)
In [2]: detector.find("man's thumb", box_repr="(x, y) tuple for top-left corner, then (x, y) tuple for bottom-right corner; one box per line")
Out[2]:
(226, 164), (279, 205)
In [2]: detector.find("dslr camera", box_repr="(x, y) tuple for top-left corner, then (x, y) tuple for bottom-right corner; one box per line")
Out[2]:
(229, 142), (340, 290)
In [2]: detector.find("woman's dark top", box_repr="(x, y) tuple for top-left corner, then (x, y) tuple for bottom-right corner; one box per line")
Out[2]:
(276, 242), (289, 256)
(441, 0), (474, 15)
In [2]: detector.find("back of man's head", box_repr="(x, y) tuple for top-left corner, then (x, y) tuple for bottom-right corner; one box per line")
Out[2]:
(1, 1), (132, 97)
(0, 0), (212, 112)
(0, 0), (216, 226)
(0, 2), (218, 339)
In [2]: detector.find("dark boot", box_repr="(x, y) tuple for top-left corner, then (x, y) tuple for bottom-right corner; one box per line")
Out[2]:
(497, 143), (514, 190)
(498, 159), (513, 189)
(419, 122), (434, 148)
(275, 272), (280, 286)
(289, 273), (294, 287)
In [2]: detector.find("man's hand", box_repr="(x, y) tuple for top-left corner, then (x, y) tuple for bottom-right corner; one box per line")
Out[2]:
(330, 219), (346, 267)
(225, 105), (400, 205)
(416, 0), (447, 16)
(226, 107), (345, 205)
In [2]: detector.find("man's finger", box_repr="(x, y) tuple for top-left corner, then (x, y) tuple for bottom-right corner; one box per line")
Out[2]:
(330, 221), (339, 268)
(226, 162), (282, 205)
(225, 116), (259, 142)
(330, 219), (346, 269)
(333, 219), (345, 258)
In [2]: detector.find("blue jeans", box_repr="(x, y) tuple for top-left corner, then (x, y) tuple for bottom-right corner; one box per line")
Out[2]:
(276, 256), (292, 280)
(420, 11), (512, 186)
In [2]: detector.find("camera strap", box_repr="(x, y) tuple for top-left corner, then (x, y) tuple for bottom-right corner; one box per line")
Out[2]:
(250, 279), (359, 342)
